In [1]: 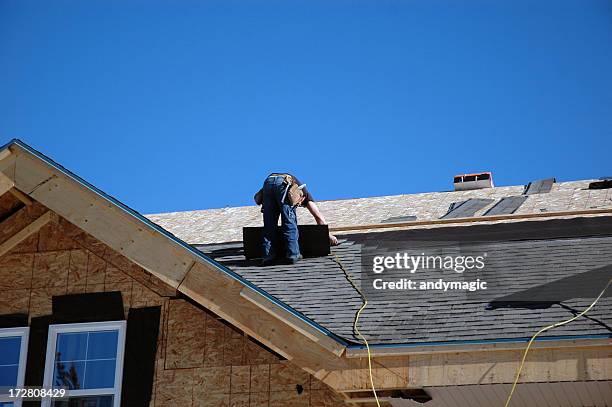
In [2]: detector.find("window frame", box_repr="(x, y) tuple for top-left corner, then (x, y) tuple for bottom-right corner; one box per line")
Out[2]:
(0, 326), (30, 407)
(42, 321), (126, 407)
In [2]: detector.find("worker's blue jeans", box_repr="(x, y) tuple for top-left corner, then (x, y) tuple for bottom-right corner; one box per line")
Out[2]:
(262, 176), (300, 260)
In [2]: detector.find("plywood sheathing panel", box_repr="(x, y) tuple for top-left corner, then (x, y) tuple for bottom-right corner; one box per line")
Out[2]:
(155, 368), (194, 406)
(250, 364), (270, 392)
(29, 286), (68, 318)
(37, 221), (81, 251)
(157, 298), (348, 406)
(245, 337), (282, 365)
(32, 251), (70, 288)
(231, 365), (251, 393)
(57, 217), (107, 257)
(203, 316), (226, 367)
(67, 249), (88, 289)
(0, 253), (34, 289)
(148, 179), (612, 245)
(0, 288), (30, 314)
(269, 390), (310, 406)
(132, 280), (167, 308)
(249, 391), (270, 407)
(194, 366), (231, 395)
(165, 299), (207, 369)
(224, 324), (247, 366)
(270, 361), (310, 391)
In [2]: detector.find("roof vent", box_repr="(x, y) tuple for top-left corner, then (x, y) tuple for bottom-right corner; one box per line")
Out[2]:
(453, 172), (493, 191)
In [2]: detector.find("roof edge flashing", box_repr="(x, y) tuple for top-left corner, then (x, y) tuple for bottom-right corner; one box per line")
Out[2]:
(345, 334), (612, 356)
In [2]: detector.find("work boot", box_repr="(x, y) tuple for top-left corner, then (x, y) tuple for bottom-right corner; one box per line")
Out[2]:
(261, 257), (275, 267)
(287, 255), (303, 265)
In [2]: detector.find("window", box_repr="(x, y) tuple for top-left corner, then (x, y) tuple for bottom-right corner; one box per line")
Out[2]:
(42, 321), (126, 407)
(0, 327), (29, 407)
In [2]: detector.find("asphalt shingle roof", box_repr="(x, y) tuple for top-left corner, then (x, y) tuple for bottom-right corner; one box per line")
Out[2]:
(196, 217), (612, 345)
(147, 178), (612, 345)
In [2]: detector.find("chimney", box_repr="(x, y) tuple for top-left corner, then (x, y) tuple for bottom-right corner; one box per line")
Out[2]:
(454, 172), (494, 191)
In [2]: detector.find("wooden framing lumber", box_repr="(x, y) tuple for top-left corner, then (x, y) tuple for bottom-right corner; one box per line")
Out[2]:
(0, 148), (15, 174)
(330, 208), (612, 233)
(0, 172), (14, 197)
(323, 345), (612, 391)
(320, 355), (411, 391)
(0, 148), (11, 163)
(405, 346), (612, 387)
(6, 149), (194, 288)
(9, 188), (33, 206)
(345, 337), (612, 358)
(0, 210), (54, 257)
(240, 287), (345, 356)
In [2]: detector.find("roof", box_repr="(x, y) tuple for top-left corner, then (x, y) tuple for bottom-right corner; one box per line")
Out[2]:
(146, 177), (612, 346)
(147, 179), (612, 244)
(197, 217), (612, 346)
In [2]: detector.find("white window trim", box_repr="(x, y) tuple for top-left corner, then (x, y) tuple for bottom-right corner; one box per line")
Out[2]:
(42, 321), (126, 407)
(0, 326), (29, 407)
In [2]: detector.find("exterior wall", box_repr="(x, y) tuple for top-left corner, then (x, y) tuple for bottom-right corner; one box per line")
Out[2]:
(0, 193), (347, 407)
(157, 299), (345, 407)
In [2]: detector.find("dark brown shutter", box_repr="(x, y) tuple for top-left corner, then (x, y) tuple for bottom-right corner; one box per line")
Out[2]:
(120, 306), (162, 407)
(23, 315), (52, 407)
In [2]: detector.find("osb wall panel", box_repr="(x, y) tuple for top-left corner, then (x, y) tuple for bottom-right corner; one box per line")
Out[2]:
(157, 298), (347, 407)
(0, 193), (348, 407)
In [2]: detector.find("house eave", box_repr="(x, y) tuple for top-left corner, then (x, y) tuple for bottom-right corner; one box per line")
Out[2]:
(345, 334), (612, 358)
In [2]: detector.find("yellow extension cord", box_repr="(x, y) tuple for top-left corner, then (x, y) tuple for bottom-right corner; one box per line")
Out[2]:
(504, 278), (612, 407)
(334, 255), (381, 407)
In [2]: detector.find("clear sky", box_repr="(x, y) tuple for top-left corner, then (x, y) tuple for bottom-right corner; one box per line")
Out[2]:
(1, 0), (610, 214)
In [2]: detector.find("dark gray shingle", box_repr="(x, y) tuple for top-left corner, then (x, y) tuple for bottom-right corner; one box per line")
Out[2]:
(195, 218), (612, 345)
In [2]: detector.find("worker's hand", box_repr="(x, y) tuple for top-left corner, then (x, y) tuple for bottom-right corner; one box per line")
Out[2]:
(329, 234), (339, 246)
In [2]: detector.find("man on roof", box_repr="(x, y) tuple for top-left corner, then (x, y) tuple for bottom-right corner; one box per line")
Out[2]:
(255, 173), (338, 266)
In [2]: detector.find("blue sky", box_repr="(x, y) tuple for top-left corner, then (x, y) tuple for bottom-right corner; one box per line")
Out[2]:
(1, 0), (610, 213)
